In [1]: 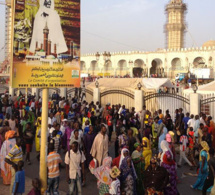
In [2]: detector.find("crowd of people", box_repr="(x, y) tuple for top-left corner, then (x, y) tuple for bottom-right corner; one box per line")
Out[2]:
(0, 91), (215, 195)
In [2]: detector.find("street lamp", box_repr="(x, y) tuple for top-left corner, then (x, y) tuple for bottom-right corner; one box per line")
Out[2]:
(95, 52), (100, 61)
(129, 60), (133, 66)
(103, 51), (107, 61)
(192, 84), (198, 93)
(107, 52), (111, 61)
(95, 80), (99, 88)
(137, 82), (142, 90)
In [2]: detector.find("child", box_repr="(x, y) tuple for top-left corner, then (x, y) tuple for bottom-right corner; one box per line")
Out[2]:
(50, 130), (60, 153)
(109, 166), (121, 195)
(12, 160), (25, 195)
(27, 178), (41, 195)
(23, 122), (34, 164)
(178, 130), (193, 168)
(84, 120), (90, 135)
(188, 129), (197, 166)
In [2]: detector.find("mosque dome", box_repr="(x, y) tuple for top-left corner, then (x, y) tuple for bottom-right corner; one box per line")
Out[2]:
(202, 40), (215, 48)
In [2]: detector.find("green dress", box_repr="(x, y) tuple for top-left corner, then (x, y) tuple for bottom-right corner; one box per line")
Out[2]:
(131, 150), (145, 194)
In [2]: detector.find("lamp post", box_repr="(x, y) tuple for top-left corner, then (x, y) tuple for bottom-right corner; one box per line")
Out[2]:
(95, 52), (100, 61)
(95, 80), (99, 88)
(137, 82), (142, 90)
(129, 60), (133, 77)
(192, 84), (198, 93)
(95, 51), (111, 78)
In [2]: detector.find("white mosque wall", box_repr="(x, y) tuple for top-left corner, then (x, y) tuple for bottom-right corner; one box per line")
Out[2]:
(81, 47), (215, 77)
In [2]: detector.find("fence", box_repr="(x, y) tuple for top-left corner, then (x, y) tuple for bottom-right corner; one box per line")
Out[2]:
(100, 87), (134, 109)
(144, 92), (190, 118)
(201, 93), (215, 119)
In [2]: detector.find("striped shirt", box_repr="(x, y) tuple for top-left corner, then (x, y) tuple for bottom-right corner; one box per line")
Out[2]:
(47, 151), (62, 178)
(50, 137), (60, 152)
(5, 145), (23, 164)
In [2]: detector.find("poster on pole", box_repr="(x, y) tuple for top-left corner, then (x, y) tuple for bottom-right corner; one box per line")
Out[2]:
(11, 0), (80, 88)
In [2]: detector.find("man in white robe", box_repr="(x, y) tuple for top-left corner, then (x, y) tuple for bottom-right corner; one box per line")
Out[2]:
(90, 124), (109, 166)
(29, 0), (67, 54)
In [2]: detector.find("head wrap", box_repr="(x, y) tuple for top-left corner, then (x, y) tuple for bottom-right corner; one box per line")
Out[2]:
(188, 131), (194, 137)
(119, 148), (129, 168)
(160, 140), (173, 163)
(5, 130), (16, 140)
(134, 142), (140, 149)
(200, 141), (210, 161)
(110, 166), (121, 179)
(93, 157), (112, 187)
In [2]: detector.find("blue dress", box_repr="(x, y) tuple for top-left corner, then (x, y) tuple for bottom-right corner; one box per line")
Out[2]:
(193, 151), (211, 191)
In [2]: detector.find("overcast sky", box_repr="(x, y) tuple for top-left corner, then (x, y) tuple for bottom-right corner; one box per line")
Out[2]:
(0, 0), (215, 61)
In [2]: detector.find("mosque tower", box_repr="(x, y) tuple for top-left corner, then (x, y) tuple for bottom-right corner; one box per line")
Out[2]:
(165, 0), (187, 49)
(43, 22), (49, 54)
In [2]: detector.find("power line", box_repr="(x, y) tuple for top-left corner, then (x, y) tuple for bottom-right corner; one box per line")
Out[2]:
(82, 29), (145, 51)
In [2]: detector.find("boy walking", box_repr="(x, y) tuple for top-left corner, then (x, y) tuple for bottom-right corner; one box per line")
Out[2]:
(23, 122), (34, 165)
(12, 160), (25, 195)
(178, 130), (193, 168)
(187, 130), (197, 166)
(47, 143), (62, 195)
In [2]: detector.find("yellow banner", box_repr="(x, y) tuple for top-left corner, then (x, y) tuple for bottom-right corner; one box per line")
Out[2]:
(11, 0), (81, 88)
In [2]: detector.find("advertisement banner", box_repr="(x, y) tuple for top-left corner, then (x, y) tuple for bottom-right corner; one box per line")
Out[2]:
(11, 0), (80, 88)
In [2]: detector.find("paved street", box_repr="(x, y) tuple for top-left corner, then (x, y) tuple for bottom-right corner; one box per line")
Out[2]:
(0, 134), (210, 195)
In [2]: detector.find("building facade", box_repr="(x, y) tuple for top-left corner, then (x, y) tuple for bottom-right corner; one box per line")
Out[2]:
(81, 0), (215, 79)
(81, 44), (215, 79)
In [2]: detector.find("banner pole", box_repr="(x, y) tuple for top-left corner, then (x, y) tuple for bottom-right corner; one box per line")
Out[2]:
(25, 88), (28, 103)
(40, 88), (49, 194)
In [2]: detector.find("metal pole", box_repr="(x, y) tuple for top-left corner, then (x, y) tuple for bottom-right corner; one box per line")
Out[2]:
(25, 88), (27, 103)
(40, 88), (49, 194)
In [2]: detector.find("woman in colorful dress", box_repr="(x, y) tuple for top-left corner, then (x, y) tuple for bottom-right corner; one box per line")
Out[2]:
(131, 142), (145, 195)
(35, 113), (41, 152)
(160, 140), (178, 195)
(0, 130), (16, 185)
(191, 141), (211, 191)
(142, 136), (152, 170)
(120, 156), (137, 195)
(90, 156), (112, 195)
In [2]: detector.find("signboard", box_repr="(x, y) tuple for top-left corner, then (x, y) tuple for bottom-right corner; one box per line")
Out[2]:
(11, 0), (80, 88)
(191, 68), (210, 79)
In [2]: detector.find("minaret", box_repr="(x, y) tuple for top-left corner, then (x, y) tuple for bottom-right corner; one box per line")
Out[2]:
(165, 0), (187, 49)
(48, 40), (51, 55)
(43, 22), (49, 54)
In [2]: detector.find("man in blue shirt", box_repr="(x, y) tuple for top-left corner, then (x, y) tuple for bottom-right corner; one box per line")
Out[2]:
(13, 160), (25, 195)
(182, 112), (190, 132)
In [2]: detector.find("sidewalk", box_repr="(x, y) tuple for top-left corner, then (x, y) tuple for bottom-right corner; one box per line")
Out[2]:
(0, 176), (66, 195)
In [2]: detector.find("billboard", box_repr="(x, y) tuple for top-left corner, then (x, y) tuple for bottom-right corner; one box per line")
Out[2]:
(11, 0), (80, 88)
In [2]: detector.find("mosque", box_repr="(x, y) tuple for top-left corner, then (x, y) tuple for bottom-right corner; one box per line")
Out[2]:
(80, 0), (215, 79)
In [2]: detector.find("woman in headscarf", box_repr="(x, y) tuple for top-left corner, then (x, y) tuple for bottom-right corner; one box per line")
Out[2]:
(131, 143), (145, 195)
(160, 140), (178, 195)
(142, 136), (152, 170)
(0, 130), (16, 185)
(166, 133), (176, 161)
(90, 156), (112, 195)
(120, 156), (137, 195)
(118, 148), (129, 168)
(191, 141), (212, 191)
(158, 127), (168, 153)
